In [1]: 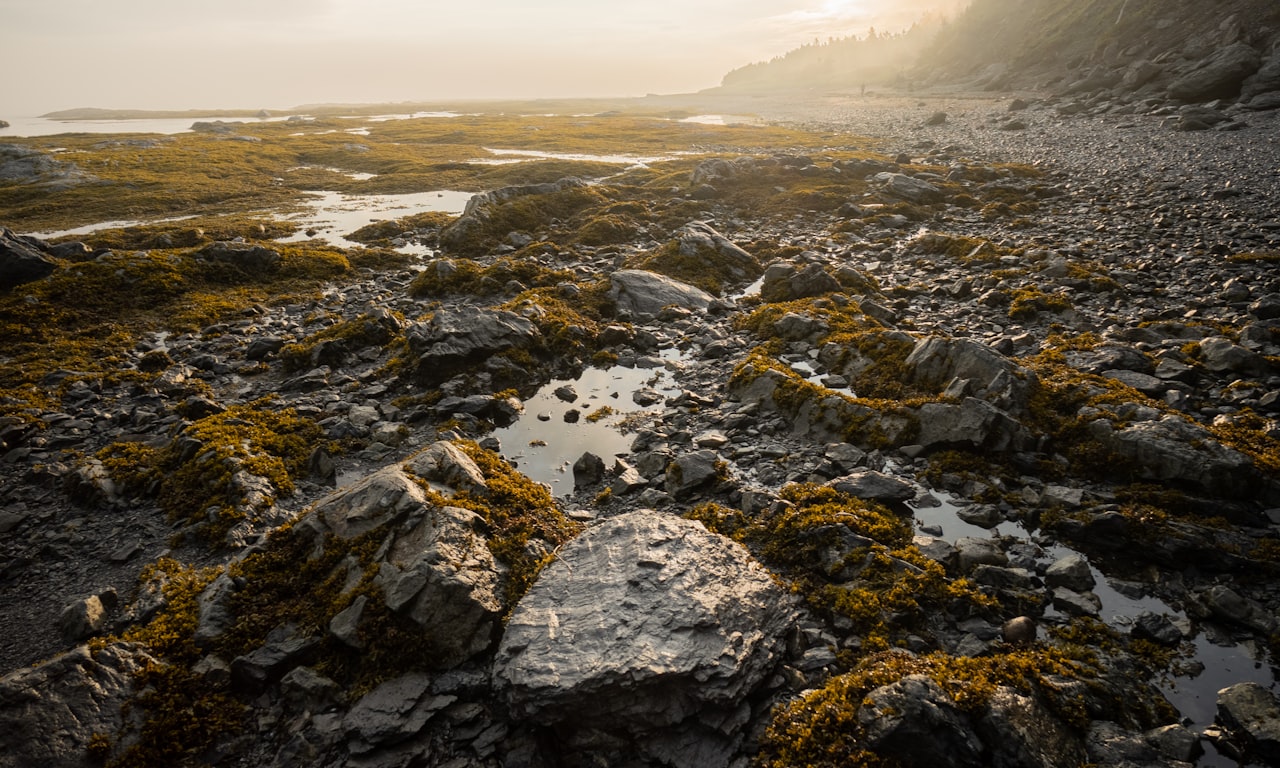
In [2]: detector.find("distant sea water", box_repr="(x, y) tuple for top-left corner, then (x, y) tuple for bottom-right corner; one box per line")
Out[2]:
(0, 112), (463, 138)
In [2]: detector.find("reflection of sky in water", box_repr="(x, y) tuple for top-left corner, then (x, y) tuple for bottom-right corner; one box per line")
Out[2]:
(910, 489), (1278, 745)
(491, 353), (684, 495)
(277, 189), (472, 253)
(469, 147), (686, 166)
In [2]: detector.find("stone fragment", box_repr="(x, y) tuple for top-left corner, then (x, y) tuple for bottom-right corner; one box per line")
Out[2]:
(665, 450), (722, 499)
(573, 452), (605, 488)
(824, 469), (915, 503)
(59, 595), (107, 643)
(1044, 553), (1096, 592)
(344, 673), (456, 753)
(0, 227), (58, 291)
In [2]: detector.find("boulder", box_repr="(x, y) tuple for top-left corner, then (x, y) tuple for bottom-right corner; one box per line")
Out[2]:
(876, 172), (943, 203)
(1101, 415), (1265, 499)
(858, 674), (984, 768)
(609, 269), (715, 318)
(905, 337), (1036, 413)
(197, 241), (281, 272)
(313, 465), (429, 540)
(671, 221), (761, 284)
(915, 398), (1032, 453)
(0, 643), (154, 768)
(343, 673), (456, 754)
(1199, 336), (1271, 377)
(378, 505), (503, 667)
(1167, 42), (1262, 102)
(404, 441), (488, 495)
(0, 228), (58, 291)
(403, 306), (540, 383)
(824, 469), (915, 503)
(1044, 553), (1096, 593)
(439, 177), (588, 252)
(58, 595), (107, 644)
(494, 511), (797, 733)
(979, 686), (1088, 768)
(1217, 683), (1280, 764)
(759, 262), (842, 303)
(664, 450), (723, 499)
(572, 452), (606, 489)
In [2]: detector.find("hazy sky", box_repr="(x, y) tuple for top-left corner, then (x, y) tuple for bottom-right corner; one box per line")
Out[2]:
(1, 0), (966, 115)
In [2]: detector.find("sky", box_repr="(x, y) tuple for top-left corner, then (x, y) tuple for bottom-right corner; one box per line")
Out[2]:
(0, 0), (967, 115)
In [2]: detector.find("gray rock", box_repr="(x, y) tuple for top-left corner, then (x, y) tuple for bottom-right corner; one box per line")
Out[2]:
(404, 441), (488, 495)
(1200, 336), (1271, 377)
(772, 311), (827, 340)
(916, 398), (1031, 453)
(905, 337), (1036, 413)
(955, 537), (1008, 572)
(824, 468), (915, 503)
(1101, 369), (1166, 396)
(0, 228), (58, 291)
(1087, 720), (1202, 767)
(1052, 587), (1101, 617)
(194, 572), (238, 647)
(665, 450), (722, 499)
(759, 262), (842, 303)
(858, 674), (983, 767)
(1217, 683), (1280, 764)
(876, 172), (944, 204)
(1249, 293), (1280, 321)
(439, 177), (587, 252)
(404, 306), (540, 382)
(609, 269), (715, 318)
(1102, 415), (1264, 499)
(314, 465), (428, 540)
(281, 666), (342, 712)
(957, 504), (1004, 528)
(230, 627), (321, 693)
(379, 505), (503, 667)
(494, 511), (797, 731)
(198, 241), (281, 272)
(58, 595), (107, 643)
(328, 595), (368, 649)
(0, 643), (153, 767)
(1243, 55), (1280, 100)
(611, 459), (647, 495)
(344, 673), (456, 753)
(671, 221), (761, 284)
(1044, 553), (1096, 592)
(1168, 42), (1262, 102)
(573, 452), (606, 488)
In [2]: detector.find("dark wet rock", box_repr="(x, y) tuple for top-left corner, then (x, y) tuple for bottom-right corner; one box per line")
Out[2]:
(197, 241), (281, 272)
(759, 261), (842, 302)
(858, 674), (983, 768)
(1087, 721), (1202, 767)
(0, 228), (58, 291)
(344, 673), (456, 754)
(378, 504), (503, 666)
(1216, 682), (1280, 765)
(230, 626), (321, 693)
(494, 511), (796, 755)
(979, 686), (1088, 768)
(0, 643), (154, 767)
(609, 269), (716, 318)
(1131, 611), (1183, 647)
(1167, 42), (1262, 102)
(1052, 587), (1102, 617)
(665, 450), (723, 499)
(403, 306), (539, 383)
(1195, 585), (1279, 635)
(824, 468), (915, 503)
(572, 452), (605, 489)
(956, 504), (1004, 528)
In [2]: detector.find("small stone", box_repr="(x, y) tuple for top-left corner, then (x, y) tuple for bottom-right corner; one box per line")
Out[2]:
(1001, 616), (1036, 646)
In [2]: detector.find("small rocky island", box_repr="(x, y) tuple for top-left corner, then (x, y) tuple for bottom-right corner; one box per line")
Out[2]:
(4, 2), (1280, 767)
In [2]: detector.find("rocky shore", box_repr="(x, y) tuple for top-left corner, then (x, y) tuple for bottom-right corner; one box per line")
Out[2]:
(2, 93), (1280, 768)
